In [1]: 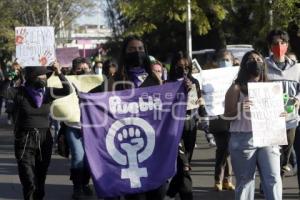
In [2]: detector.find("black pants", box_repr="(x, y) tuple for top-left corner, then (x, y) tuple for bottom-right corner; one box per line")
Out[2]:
(294, 126), (300, 191)
(182, 118), (197, 163)
(213, 131), (232, 183)
(166, 118), (196, 200)
(166, 154), (193, 200)
(14, 128), (53, 200)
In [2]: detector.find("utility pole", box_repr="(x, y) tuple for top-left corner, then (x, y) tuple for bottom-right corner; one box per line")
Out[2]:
(186, 0), (192, 59)
(269, 0), (273, 28)
(46, 0), (50, 26)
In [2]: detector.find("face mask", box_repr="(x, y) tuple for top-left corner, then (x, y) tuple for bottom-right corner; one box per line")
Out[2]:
(218, 60), (233, 68)
(246, 61), (264, 77)
(95, 68), (102, 75)
(124, 51), (147, 68)
(128, 67), (148, 87)
(24, 86), (45, 108)
(271, 44), (288, 59)
(33, 79), (47, 88)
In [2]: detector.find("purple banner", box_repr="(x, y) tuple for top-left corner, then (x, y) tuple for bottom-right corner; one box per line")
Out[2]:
(56, 47), (80, 68)
(79, 48), (98, 58)
(79, 81), (187, 198)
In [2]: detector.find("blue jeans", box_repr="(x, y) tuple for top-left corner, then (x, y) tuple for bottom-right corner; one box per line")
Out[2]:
(65, 126), (85, 169)
(295, 126), (300, 191)
(229, 132), (282, 200)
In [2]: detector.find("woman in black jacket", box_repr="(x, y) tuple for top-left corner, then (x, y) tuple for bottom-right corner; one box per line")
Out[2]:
(0, 62), (72, 200)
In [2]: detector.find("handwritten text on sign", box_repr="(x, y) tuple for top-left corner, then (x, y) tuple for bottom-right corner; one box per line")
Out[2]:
(16, 26), (55, 67)
(248, 82), (287, 147)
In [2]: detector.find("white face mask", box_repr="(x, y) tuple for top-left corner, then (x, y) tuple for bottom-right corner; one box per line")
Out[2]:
(218, 60), (233, 68)
(95, 68), (102, 75)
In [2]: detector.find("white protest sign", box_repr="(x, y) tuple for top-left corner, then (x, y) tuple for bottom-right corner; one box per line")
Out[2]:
(193, 67), (239, 116)
(248, 82), (287, 147)
(192, 59), (201, 74)
(15, 26), (55, 67)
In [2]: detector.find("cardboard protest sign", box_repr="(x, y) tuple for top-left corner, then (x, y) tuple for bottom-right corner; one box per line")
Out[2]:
(192, 59), (201, 74)
(56, 47), (80, 68)
(248, 82), (287, 147)
(47, 75), (103, 122)
(15, 26), (55, 67)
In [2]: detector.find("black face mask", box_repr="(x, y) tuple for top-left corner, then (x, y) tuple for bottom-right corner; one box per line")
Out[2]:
(246, 61), (264, 77)
(175, 66), (189, 79)
(124, 51), (147, 68)
(32, 79), (47, 88)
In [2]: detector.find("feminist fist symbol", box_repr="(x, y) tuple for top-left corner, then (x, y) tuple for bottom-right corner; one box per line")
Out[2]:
(106, 118), (156, 188)
(15, 28), (28, 45)
(39, 50), (52, 66)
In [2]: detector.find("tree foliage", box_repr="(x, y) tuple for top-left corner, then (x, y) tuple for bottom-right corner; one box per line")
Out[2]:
(105, 0), (300, 59)
(117, 0), (228, 36)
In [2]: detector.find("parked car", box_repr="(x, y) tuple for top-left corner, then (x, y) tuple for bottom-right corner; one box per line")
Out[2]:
(192, 44), (254, 70)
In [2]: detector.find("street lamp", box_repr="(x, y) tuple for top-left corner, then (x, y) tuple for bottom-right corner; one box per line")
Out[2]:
(269, 0), (273, 28)
(46, 0), (50, 26)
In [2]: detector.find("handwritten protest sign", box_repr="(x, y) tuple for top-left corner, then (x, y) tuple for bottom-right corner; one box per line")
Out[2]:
(248, 82), (287, 147)
(16, 26), (55, 67)
(192, 59), (201, 74)
(56, 47), (80, 68)
(193, 67), (239, 116)
(47, 75), (103, 122)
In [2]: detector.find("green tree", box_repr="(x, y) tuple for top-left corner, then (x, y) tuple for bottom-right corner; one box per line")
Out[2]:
(105, 0), (300, 58)
(105, 0), (230, 60)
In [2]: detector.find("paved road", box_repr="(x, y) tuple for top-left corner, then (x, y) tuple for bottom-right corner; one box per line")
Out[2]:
(0, 114), (299, 200)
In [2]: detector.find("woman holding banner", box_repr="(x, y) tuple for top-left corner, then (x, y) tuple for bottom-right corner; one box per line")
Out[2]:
(89, 35), (167, 200)
(0, 62), (72, 200)
(165, 50), (213, 200)
(224, 50), (282, 200)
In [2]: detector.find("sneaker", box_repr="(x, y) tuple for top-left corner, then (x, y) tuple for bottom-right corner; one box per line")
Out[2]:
(82, 184), (93, 196)
(222, 182), (235, 191)
(282, 165), (291, 172)
(214, 183), (222, 191)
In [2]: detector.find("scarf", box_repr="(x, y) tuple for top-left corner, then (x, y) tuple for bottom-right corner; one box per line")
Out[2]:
(24, 86), (45, 108)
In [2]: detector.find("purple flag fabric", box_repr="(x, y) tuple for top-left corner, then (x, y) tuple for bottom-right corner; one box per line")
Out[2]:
(24, 86), (45, 108)
(79, 81), (187, 198)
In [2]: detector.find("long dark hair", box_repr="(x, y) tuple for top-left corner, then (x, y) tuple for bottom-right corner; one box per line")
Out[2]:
(169, 51), (192, 81)
(115, 35), (158, 89)
(235, 50), (268, 94)
(102, 59), (117, 77)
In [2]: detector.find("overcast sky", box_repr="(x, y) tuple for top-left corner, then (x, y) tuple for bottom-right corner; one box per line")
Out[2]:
(75, 1), (108, 26)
